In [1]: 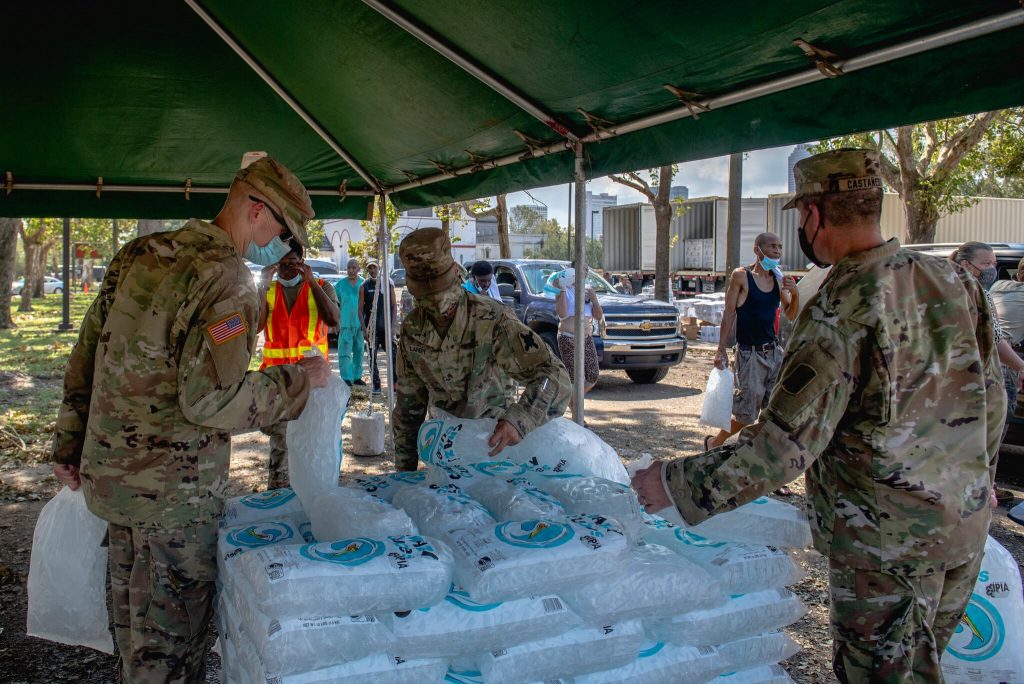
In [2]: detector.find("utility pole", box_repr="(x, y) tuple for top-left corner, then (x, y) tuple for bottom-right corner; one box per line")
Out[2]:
(726, 153), (743, 273)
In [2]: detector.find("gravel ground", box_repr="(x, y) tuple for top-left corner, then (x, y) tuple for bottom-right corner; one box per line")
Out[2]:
(0, 344), (1021, 683)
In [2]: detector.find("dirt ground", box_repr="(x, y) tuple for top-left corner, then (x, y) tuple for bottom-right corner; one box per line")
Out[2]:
(1, 344), (1022, 683)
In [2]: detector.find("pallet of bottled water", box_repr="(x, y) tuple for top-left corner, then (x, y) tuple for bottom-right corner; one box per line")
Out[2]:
(700, 325), (722, 343)
(216, 411), (810, 683)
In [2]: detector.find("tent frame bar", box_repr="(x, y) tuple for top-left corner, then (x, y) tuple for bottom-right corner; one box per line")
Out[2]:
(362, 0), (580, 144)
(6, 181), (375, 197)
(184, 0), (383, 192)
(387, 8), (1024, 195)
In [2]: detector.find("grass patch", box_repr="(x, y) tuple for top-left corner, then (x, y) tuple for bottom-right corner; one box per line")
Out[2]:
(0, 293), (95, 463)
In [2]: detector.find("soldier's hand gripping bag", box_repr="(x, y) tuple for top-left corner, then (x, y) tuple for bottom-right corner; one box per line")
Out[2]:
(941, 535), (1024, 683)
(26, 486), (114, 653)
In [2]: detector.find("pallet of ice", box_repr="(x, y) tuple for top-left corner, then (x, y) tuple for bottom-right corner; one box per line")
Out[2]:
(715, 631), (800, 673)
(462, 476), (567, 522)
(391, 483), (496, 542)
(476, 619), (646, 684)
(574, 640), (730, 684)
(686, 497), (812, 549)
(217, 515), (313, 593)
(308, 486), (417, 541)
(538, 475), (647, 541)
(448, 514), (630, 603)
(345, 470), (427, 503)
(709, 663), (796, 684)
(645, 588), (807, 647)
(238, 534), (453, 617)
(560, 543), (723, 623)
(381, 584), (580, 659)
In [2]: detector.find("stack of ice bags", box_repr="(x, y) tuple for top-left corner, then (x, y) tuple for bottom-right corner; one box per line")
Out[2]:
(214, 410), (811, 683)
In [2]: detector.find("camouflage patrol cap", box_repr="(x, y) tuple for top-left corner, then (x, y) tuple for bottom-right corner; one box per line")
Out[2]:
(399, 228), (459, 297)
(782, 148), (883, 209)
(235, 156), (315, 249)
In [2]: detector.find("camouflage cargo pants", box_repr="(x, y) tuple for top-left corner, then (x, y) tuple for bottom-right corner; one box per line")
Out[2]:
(829, 551), (984, 683)
(108, 521), (218, 683)
(259, 420), (290, 490)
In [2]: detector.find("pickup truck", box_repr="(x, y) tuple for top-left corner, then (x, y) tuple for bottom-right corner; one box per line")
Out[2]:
(484, 259), (687, 384)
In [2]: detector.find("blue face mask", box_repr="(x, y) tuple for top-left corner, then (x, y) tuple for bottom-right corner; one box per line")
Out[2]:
(245, 235), (291, 266)
(278, 274), (302, 288)
(760, 256), (781, 271)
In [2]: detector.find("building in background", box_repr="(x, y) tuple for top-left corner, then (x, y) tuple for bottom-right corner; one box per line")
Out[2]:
(787, 144), (812, 192)
(517, 203), (549, 222)
(584, 191), (618, 240)
(322, 208), (477, 270)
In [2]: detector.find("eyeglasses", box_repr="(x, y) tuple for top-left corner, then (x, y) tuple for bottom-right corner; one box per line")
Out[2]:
(249, 195), (292, 241)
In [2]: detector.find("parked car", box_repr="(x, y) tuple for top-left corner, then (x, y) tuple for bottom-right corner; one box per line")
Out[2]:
(391, 268), (407, 287)
(10, 276), (64, 295)
(474, 259), (687, 384)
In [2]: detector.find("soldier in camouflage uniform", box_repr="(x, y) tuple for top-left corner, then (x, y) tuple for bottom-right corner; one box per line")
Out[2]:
(393, 228), (570, 471)
(632, 149), (1004, 683)
(51, 156), (331, 682)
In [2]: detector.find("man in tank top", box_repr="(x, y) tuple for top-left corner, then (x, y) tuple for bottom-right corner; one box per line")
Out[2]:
(706, 232), (799, 451)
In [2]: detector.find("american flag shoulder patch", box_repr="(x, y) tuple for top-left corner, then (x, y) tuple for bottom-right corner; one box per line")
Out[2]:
(207, 312), (247, 345)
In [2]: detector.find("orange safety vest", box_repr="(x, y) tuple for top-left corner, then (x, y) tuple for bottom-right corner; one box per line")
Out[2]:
(260, 279), (329, 369)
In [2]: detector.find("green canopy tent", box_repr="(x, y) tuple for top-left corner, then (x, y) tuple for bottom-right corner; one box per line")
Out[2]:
(4, 0), (1024, 417)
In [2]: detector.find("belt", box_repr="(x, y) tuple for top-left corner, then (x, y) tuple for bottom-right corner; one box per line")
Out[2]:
(737, 341), (777, 352)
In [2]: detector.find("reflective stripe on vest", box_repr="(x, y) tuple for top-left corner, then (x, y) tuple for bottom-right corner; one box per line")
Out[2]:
(260, 280), (329, 368)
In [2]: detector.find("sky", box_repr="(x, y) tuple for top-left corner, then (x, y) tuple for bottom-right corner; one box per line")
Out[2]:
(504, 144), (801, 227)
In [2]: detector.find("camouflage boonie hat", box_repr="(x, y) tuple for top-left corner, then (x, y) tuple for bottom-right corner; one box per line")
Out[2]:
(235, 156), (315, 249)
(399, 228), (459, 297)
(782, 148), (883, 209)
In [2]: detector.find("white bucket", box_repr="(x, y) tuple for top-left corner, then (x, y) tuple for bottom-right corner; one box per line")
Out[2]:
(350, 412), (385, 457)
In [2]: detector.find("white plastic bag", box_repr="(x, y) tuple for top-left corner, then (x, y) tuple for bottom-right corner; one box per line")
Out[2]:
(217, 514), (312, 591)
(713, 664), (795, 684)
(346, 470), (427, 503)
(560, 543), (724, 624)
(241, 534), (453, 617)
(538, 476), (646, 541)
(574, 640), (728, 684)
(383, 585), (579, 659)
(477, 620), (646, 684)
(221, 487), (306, 528)
(309, 486), (417, 541)
(463, 477), (566, 522)
(391, 484), (495, 542)
(418, 412), (629, 484)
(286, 362), (350, 513)
(645, 588), (807, 646)
(26, 486), (114, 653)
(700, 367), (734, 430)
(688, 497), (812, 549)
(942, 535), (1024, 683)
(449, 514), (630, 603)
(643, 520), (804, 595)
(716, 631), (800, 672)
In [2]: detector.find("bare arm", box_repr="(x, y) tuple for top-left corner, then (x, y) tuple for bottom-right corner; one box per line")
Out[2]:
(555, 290), (568, 318)
(357, 285), (366, 332)
(715, 269), (745, 369)
(390, 284), (398, 330)
(781, 276), (800, 321)
(305, 269), (339, 327)
(588, 287), (603, 320)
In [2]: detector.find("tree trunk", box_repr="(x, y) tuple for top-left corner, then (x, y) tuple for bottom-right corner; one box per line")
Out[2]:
(136, 219), (165, 237)
(495, 194), (511, 258)
(903, 189), (940, 244)
(112, 218), (120, 256)
(32, 242), (54, 297)
(653, 165), (674, 302)
(0, 218), (20, 328)
(18, 240), (38, 311)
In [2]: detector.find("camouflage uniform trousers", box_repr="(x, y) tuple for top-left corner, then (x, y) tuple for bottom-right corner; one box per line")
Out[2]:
(829, 550), (984, 683)
(108, 521), (218, 683)
(259, 421), (290, 490)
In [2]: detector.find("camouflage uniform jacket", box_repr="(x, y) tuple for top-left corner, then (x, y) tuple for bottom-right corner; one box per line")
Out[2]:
(52, 219), (311, 529)
(666, 239), (1004, 575)
(393, 290), (571, 466)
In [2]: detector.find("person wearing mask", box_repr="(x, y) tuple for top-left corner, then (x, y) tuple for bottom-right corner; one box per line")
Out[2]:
(554, 262), (604, 400)
(257, 241), (340, 488)
(463, 259), (503, 301)
(358, 258), (398, 395)
(632, 149), (1003, 682)
(392, 228), (570, 470)
(50, 156), (331, 681)
(990, 255), (1024, 412)
(951, 242), (1024, 507)
(706, 233), (799, 451)
(335, 258), (366, 386)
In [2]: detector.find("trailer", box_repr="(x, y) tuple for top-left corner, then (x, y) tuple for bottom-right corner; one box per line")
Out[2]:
(603, 197), (770, 295)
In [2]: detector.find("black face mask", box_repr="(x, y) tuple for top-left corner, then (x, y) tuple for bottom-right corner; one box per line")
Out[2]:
(797, 206), (831, 268)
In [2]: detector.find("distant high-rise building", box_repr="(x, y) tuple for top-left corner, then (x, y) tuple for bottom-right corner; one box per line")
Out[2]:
(649, 185), (690, 201)
(787, 144), (812, 193)
(517, 203), (548, 222)
(584, 191), (617, 240)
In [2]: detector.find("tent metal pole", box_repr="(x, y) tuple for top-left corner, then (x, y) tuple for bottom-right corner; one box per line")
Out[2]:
(362, 0), (579, 143)
(184, 0), (382, 192)
(57, 218), (72, 331)
(572, 143), (586, 425)
(379, 194), (397, 419)
(385, 8), (1024, 195)
(6, 181), (374, 196)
